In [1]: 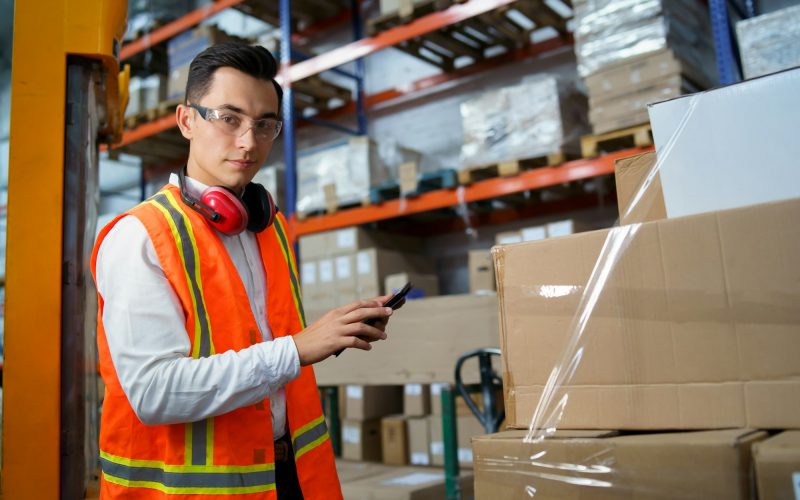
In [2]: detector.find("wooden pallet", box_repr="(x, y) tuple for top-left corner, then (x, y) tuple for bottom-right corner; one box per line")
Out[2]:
(296, 198), (371, 220)
(580, 123), (653, 158)
(294, 75), (352, 113)
(457, 151), (575, 185)
(367, 0), (568, 71)
(370, 167), (458, 203)
(124, 99), (182, 131)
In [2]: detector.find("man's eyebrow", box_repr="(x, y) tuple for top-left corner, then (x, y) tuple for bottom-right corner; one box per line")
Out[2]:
(218, 104), (278, 120)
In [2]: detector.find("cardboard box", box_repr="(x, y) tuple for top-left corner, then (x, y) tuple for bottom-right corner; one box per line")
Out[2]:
(312, 258), (336, 310)
(334, 254), (358, 305)
(299, 232), (331, 261)
(468, 250), (496, 293)
(736, 5), (800, 80)
(167, 25), (240, 100)
(585, 49), (684, 101)
(648, 68), (800, 219)
(589, 77), (687, 133)
(356, 248), (432, 299)
(615, 151), (667, 225)
(342, 418), (383, 462)
(342, 466), (474, 500)
(753, 431), (800, 500)
(407, 417), (432, 466)
(335, 459), (393, 484)
(473, 429), (766, 499)
(429, 415), (486, 468)
(382, 415), (409, 465)
(386, 273), (439, 299)
(494, 198), (800, 430)
(345, 385), (404, 421)
(314, 295), (500, 385)
(404, 384), (431, 416)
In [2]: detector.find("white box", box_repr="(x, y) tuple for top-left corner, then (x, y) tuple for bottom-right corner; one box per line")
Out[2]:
(647, 68), (800, 219)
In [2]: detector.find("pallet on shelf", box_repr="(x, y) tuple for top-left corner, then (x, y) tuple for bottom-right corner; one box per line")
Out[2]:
(457, 151), (576, 185)
(296, 197), (372, 220)
(367, 0), (568, 71)
(370, 167), (458, 204)
(580, 123), (653, 158)
(294, 75), (352, 113)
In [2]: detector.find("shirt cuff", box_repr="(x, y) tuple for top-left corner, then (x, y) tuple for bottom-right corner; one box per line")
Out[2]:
(255, 336), (301, 393)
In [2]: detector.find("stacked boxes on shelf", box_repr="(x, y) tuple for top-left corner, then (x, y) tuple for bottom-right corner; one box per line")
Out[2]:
(473, 70), (800, 497)
(299, 226), (437, 322)
(573, 0), (717, 133)
(460, 74), (587, 169)
(736, 4), (800, 80)
(297, 137), (420, 215)
(124, 75), (167, 119)
(167, 25), (247, 101)
(341, 385), (403, 462)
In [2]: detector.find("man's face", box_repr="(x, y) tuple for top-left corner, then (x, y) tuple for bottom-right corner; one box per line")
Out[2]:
(177, 67), (280, 191)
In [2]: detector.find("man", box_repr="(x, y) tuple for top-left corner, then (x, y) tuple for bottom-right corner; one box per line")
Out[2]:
(92, 43), (394, 499)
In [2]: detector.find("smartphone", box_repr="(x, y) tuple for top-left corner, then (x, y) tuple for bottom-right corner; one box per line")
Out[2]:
(334, 282), (413, 357)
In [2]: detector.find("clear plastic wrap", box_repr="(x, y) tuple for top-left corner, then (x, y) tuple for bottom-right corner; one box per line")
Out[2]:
(736, 4), (800, 80)
(574, 0), (716, 85)
(477, 81), (800, 497)
(459, 75), (588, 169)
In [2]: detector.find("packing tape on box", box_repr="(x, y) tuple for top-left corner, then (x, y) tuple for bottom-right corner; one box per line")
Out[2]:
(479, 96), (708, 496)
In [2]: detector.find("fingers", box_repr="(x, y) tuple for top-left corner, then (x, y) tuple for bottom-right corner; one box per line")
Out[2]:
(338, 298), (385, 315)
(345, 321), (387, 342)
(343, 305), (393, 324)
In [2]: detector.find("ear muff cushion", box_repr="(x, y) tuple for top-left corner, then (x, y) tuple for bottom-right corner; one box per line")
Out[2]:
(242, 183), (276, 233)
(201, 187), (248, 235)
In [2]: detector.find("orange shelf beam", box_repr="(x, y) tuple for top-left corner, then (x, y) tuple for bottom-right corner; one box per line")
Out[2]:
(121, 0), (246, 61)
(284, 0), (518, 82)
(291, 147), (653, 237)
(116, 115), (178, 148)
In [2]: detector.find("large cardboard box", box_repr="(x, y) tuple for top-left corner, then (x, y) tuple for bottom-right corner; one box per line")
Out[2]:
(334, 254), (358, 304)
(429, 415), (486, 468)
(345, 385), (403, 421)
(299, 232), (331, 261)
(468, 250), (496, 293)
(407, 417), (432, 466)
(585, 49), (684, 100)
(381, 415), (409, 465)
(494, 198), (800, 430)
(342, 419), (383, 462)
(648, 68), (800, 219)
(314, 295), (500, 385)
(473, 429), (766, 499)
(403, 384), (430, 417)
(386, 273), (439, 299)
(753, 431), (800, 500)
(356, 248), (432, 299)
(342, 466), (474, 500)
(614, 151), (667, 225)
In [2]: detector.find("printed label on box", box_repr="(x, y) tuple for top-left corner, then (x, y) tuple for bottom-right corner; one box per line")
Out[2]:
(405, 384), (422, 396)
(458, 448), (473, 463)
(383, 472), (443, 486)
(411, 452), (430, 465)
(346, 385), (363, 400)
(319, 260), (334, 283)
(343, 426), (361, 444)
(356, 251), (371, 275)
(431, 383), (448, 396)
(335, 256), (351, 279)
(431, 441), (444, 456)
(337, 228), (356, 250)
(301, 262), (316, 285)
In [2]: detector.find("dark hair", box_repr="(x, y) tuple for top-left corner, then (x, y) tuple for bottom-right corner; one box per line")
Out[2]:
(185, 42), (283, 109)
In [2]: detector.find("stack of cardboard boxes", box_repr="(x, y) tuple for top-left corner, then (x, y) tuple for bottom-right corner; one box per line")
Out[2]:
(573, 0), (717, 133)
(299, 226), (438, 322)
(473, 70), (800, 498)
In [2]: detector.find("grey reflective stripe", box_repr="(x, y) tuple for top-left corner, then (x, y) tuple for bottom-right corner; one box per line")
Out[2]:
(272, 218), (307, 327)
(100, 457), (275, 489)
(293, 420), (328, 453)
(153, 193), (212, 358)
(152, 193), (212, 465)
(192, 419), (207, 466)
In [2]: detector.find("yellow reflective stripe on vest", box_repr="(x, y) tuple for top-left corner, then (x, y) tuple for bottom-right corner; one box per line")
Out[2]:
(272, 216), (306, 328)
(148, 191), (216, 466)
(100, 450), (275, 495)
(291, 415), (329, 460)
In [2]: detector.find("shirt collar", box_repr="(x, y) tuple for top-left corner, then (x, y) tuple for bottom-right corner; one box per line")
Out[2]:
(169, 172), (209, 200)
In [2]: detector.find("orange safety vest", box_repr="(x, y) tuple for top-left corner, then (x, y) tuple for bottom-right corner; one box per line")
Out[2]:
(91, 184), (341, 499)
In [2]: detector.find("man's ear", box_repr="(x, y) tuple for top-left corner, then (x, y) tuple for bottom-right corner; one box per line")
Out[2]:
(176, 104), (194, 140)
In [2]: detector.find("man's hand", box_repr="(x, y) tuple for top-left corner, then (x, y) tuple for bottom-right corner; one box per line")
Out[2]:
(293, 296), (395, 366)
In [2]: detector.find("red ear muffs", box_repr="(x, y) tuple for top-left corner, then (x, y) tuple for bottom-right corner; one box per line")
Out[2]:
(178, 167), (278, 236)
(201, 187), (249, 236)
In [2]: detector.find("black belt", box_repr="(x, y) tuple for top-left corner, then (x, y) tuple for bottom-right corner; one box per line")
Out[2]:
(274, 433), (292, 463)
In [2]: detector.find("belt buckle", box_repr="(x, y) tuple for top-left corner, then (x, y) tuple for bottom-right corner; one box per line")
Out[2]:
(274, 440), (289, 462)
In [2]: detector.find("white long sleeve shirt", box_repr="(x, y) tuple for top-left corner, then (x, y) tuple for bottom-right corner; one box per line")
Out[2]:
(95, 173), (300, 439)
